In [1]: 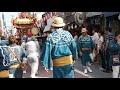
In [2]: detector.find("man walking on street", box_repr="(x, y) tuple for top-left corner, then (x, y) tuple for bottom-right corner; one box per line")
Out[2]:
(41, 17), (78, 78)
(77, 28), (95, 74)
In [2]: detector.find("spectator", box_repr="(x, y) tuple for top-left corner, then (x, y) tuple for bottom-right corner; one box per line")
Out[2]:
(74, 31), (78, 44)
(108, 32), (120, 78)
(98, 31), (106, 70)
(22, 32), (27, 42)
(92, 27), (99, 63)
(103, 27), (114, 73)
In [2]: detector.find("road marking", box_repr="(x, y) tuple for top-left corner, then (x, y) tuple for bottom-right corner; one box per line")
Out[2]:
(74, 69), (93, 78)
(36, 76), (50, 78)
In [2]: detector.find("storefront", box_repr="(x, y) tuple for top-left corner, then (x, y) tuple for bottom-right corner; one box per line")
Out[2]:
(103, 12), (120, 34)
(85, 12), (103, 35)
(63, 12), (84, 37)
(64, 21), (79, 37)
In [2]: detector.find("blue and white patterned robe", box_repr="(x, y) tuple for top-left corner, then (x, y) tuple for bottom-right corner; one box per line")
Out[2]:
(77, 35), (95, 66)
(41, 28), (78, 78)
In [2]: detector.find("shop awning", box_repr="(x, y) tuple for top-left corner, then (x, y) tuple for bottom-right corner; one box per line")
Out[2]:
(86, 12), (102, 17)
(103, 12), (120, 17)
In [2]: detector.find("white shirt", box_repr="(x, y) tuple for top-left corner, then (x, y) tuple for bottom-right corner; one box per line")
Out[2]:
(99, 36), (104, 42)
(25, 41), (38, 56)
(92, 32), (99, 45)
(98, 36), (104, 50)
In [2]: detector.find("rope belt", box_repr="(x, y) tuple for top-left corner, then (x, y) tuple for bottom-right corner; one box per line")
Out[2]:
(53, 55), (73, 66)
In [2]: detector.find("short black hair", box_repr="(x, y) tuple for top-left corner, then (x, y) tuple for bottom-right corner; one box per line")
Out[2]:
(92, 29), (98, 32)
(98, 30), (104, 35)
(105, 27), (112, 32)
(115, 32), (120, 37)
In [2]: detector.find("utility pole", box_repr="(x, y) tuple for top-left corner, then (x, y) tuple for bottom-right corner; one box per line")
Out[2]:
(83, 12), (87, 27)
(0, 18), (2, 37)
(2, 13), (5, 26)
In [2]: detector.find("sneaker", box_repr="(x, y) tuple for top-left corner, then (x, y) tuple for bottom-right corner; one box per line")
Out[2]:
(84, 69), (87, 74)
(87, 67), (92, 73)
(9, 74), (14, 78)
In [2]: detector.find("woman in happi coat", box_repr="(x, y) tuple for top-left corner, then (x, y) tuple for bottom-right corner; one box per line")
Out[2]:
(0, 43), (10, 78)
(8, 35), (27, 78)
(77, 28), (95, 74)
(108, 32), (120, 78)
(41, 17), (78, 78)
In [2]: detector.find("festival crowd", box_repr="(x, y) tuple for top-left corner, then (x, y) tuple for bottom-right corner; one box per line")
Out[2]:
(0, 17), (120, 78)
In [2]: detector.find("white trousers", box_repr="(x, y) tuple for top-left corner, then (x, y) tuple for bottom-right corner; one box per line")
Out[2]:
(112, 66), (120, 78)
(27, 53), (39, 78)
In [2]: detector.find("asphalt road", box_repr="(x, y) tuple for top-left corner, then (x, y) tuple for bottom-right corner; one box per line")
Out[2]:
(23, 61), (90, 78)
(23, 60), (112, 78)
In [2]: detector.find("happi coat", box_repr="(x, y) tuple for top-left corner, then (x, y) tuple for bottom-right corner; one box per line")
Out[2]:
(77, 35), (95, 66)
(41, 28), (78, 78)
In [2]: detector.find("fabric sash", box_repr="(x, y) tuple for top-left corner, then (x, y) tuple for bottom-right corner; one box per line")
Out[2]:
(53, 55), (73, 66)
(0, 70), (9, 78)
(10, 64), (20, 68)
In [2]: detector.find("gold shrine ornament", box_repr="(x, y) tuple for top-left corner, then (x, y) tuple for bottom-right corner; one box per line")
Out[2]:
(31, 27), (39, 35)
(16, 18), (32, 24)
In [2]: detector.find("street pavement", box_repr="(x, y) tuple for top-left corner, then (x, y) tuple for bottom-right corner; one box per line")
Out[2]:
(75, 60), (112, 78)
(23, 60), (112, 78)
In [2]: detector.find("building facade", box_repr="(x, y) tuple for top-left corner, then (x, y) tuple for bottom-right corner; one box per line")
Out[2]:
(85, 12), (103, 35)
(103, 12), (120, 34)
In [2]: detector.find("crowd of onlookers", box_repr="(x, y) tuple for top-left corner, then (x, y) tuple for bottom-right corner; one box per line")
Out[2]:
(0, 17), (120, 78)
(73, 26), (120, 78)
(0, 31), (42, 78)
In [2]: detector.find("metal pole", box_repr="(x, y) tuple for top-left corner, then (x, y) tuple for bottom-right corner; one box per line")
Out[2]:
(83, 12), (86, 27)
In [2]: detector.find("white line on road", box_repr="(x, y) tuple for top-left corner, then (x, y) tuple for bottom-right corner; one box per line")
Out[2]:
(74, 69), (93, 78)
